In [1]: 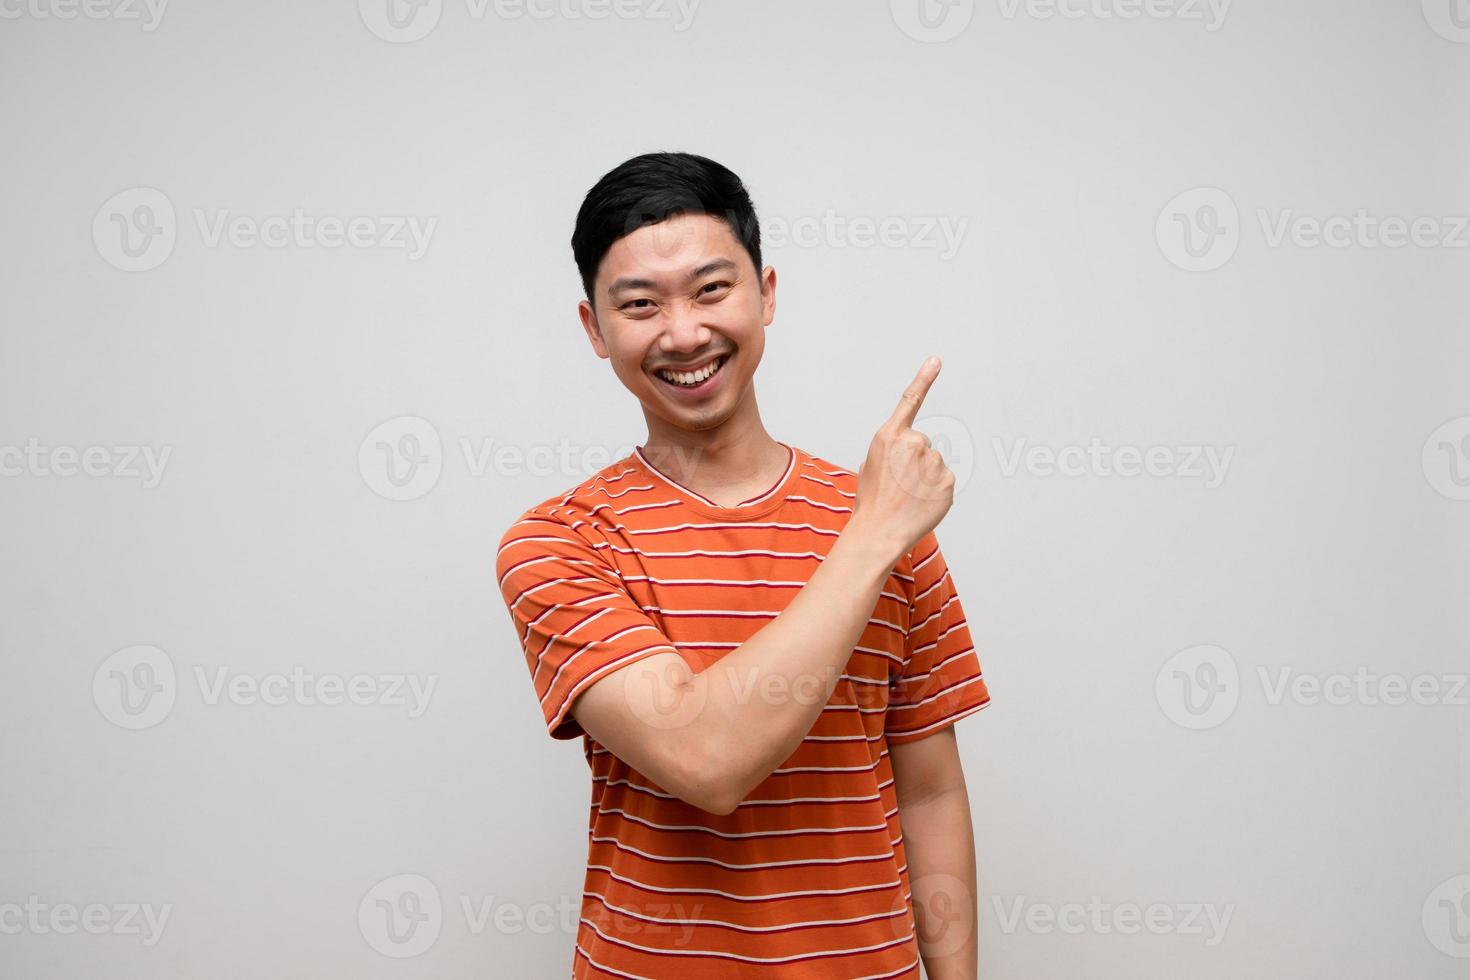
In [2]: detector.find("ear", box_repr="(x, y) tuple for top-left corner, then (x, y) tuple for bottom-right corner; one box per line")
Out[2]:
(759, 265), (777, 327)
(578, 299), (609, 359)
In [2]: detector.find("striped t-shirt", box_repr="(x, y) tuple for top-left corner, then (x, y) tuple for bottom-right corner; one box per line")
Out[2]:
(495, 440), (990, 979)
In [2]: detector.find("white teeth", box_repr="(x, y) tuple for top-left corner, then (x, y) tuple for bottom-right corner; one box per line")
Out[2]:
(659, 355), (724, 387)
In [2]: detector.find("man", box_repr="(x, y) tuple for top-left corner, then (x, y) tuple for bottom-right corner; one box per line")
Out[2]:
(495, 151), (990, 978)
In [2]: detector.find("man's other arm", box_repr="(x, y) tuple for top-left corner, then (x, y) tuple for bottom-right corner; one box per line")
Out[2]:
(891, 727), (978, 979)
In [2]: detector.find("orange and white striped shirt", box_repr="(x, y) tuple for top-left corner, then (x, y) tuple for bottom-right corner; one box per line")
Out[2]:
(496, 440), (990, 978)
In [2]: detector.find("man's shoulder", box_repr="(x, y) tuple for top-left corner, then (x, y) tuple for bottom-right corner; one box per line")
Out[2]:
(799, 446), (858, 482)
(792, 446), (938, 578)
(498, 451), (642, 544)
(794, 445), (859, 499)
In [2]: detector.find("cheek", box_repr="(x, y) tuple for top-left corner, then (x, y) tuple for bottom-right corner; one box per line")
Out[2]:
(734, 324), (763, 356)
(607, 328), (653, 370)
(600, 340), (648, 390)
(713, 299), (764, 344)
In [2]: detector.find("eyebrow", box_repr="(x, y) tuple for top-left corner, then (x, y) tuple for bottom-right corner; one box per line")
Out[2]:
(606, 258), (739, 298)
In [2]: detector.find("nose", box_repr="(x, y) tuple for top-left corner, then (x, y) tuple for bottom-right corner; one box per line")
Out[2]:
(657, 305), (713, 356)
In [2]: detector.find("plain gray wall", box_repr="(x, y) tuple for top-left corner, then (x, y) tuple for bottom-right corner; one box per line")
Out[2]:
(2, 0), (1468, 976)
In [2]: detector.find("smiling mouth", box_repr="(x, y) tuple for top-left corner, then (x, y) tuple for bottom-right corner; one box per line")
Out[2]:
(653, 353), (729, 390)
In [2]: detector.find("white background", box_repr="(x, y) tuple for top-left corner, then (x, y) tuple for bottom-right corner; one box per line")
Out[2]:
(2, 0), (1468, 976)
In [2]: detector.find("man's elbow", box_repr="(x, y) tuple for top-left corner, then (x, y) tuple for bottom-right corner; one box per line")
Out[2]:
(668, 737), (742, 816)
(688, 791), (739, 817)
(580, 666), (748, 815)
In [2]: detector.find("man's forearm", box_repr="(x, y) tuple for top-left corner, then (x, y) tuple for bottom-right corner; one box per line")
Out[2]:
(689, 521), (904, 810)
(901, 787), (979, 980)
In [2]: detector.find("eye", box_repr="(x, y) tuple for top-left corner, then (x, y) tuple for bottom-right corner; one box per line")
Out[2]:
(620, 298), (656, 313)
(698, 281), (732, 297)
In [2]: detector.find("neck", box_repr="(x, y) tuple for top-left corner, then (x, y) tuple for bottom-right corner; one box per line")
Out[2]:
(639, 384), (785, 497)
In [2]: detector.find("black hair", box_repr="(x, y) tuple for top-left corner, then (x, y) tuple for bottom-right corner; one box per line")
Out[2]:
(570, 151), (762, 303)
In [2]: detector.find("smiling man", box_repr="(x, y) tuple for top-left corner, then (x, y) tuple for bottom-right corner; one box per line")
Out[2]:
(495, 152), (991, 978)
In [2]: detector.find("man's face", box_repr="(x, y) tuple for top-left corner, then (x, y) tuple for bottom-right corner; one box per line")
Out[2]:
(579, 212), (776, 433)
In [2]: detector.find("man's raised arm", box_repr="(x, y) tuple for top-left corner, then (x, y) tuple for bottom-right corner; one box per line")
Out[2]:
(572, 356), (958, 814)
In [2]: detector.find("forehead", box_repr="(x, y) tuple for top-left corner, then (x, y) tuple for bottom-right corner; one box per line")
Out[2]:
(597, 212), (747, 291)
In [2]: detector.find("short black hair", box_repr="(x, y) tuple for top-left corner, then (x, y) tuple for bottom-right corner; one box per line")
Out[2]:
(571, 151), (763, 303)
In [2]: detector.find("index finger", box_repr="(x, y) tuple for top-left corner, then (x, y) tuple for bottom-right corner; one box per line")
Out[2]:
(886, 355), (942, 431)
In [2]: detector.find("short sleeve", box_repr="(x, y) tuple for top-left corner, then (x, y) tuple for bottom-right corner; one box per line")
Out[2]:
(884, 531), (991, 745)
(496, 511), (681, 741)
